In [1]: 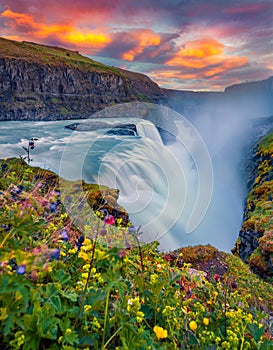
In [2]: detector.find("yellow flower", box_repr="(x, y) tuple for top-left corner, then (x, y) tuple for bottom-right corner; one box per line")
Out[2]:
(68, 247), (77, 254)
(189, 320), (197, 331)
(78, 251), (88, 261)
(81, 272), (88, 279)
(153, 326), (168, 339)
(162, 305), (175, 316)
(136, 311), (145, 322)
(150, 274), (158, 283)
(84, 305), (92, 313)
(203, 318), (209, 326)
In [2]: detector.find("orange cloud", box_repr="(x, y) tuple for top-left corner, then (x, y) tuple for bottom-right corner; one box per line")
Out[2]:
(122, 30), (161, 61)
(1, 10), (111, 53)
(165, 38), (248, 76)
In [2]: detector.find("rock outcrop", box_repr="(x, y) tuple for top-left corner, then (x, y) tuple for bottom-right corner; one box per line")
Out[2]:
(0, 37), (166, 121)
(233, 131), (273, 278)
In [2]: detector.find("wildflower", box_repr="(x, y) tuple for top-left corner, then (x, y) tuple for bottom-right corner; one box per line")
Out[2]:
(230, 280), (238, 289)
(76, 236), (85, 251)
(0, 224), (11, 232)
(116, 218), (123, 225)
(49, 202), (57, 213)
(203, 318), (209, 326)
(214, 274), (220, 281)
(150, 274), (158, 283)
(118, 250), (127, 259)
(104, 215), (115, 225)
(128, 225), (136, 233)
(153, 326), (168, 339)
(16, 264), (26, 275)
(59, 229), (69, 242)
(78, 236), (85, 244)
(84, 305), (92, 313)
(65, 328), (72, 335)
(81, 272), (89, 279)
(29, 140), (35, 149)
(189, 320), (197, 331)
(1, 163), (8, 172)
(100, 228), (107, 236)
(136, 311), (145, 322)
(50, 248), (60, 260)
(78, 251), (88, 261)
(162, 305), (175, 316)
(92, 317), (101, 329)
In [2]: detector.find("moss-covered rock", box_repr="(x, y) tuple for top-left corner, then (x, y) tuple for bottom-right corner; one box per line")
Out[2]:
(233, 130), (273, 279)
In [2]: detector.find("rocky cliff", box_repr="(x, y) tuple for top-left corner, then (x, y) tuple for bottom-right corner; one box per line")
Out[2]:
(0, 37), (166, 121)
(233, 131), (273, 279)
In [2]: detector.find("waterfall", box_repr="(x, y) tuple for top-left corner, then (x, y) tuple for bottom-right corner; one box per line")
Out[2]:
(96, 125), (198, 249)
(136, 120), (163, 145)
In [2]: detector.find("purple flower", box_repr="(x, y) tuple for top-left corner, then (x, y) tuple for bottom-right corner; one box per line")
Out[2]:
(1, 163), (7, 172)
(49, 202), (57, 213)
(50, 248), (60, 260)
(76, 236), (85, 251)
(128, 225), (136, 233)
(100, 228), (107, 236)
(78, 236), (85, 244)
(59, 229), (69, 242)
(0, 224), (11, 232)
(231, 281), (238, 289)
(16, 264), (26, 275)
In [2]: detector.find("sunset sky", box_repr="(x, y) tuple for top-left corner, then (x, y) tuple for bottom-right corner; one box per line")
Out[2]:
(0, 0), (272, 91)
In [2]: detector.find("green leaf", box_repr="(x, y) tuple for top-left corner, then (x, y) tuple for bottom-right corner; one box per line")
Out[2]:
(260, 339), (273, 349)
(247, 323), (265, 342)
(35, 302), (59, 340)
(23, 314), (38, 333)
(52, 269), (71, 284)
(22, 334), (40, 350)
(58, 288), (77, 302)
(50, 295), (63, 313)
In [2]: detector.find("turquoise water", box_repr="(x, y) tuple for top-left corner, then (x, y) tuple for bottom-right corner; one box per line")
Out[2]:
(0, 117), (244, 252)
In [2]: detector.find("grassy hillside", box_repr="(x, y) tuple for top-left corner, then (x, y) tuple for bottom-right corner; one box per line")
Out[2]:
(0, 37), (165, 120)
(0, 37), (122, 75)
(0, 158), (272, 349)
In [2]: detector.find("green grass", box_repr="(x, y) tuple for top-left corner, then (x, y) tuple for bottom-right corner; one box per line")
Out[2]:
(0, 37), (123, 76)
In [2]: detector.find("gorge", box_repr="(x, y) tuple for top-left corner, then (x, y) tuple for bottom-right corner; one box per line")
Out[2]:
(0, 37), (273, 277)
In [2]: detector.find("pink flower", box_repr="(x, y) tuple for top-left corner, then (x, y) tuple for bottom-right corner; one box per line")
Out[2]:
(104, 215), (115, 225)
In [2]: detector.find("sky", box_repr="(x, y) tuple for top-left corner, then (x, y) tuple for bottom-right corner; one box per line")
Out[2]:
(0, 0), (272, 91)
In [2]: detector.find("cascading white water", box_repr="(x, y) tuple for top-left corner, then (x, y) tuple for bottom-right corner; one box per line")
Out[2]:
(95, 119), (199, 249)
(136, 120), (163, 145)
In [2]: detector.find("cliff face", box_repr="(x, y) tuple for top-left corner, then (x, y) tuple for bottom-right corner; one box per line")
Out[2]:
(233, 131), (273, 279)
(165, 77), (273, 124)
(0, 37), (165, 121)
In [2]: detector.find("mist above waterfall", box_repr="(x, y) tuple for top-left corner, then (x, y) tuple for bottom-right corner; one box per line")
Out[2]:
(163, 80), (273, 251)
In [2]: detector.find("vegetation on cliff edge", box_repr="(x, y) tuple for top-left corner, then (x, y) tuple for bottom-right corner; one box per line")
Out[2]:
(0, 158), (272, 349)
(234, 130), (273, 279)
